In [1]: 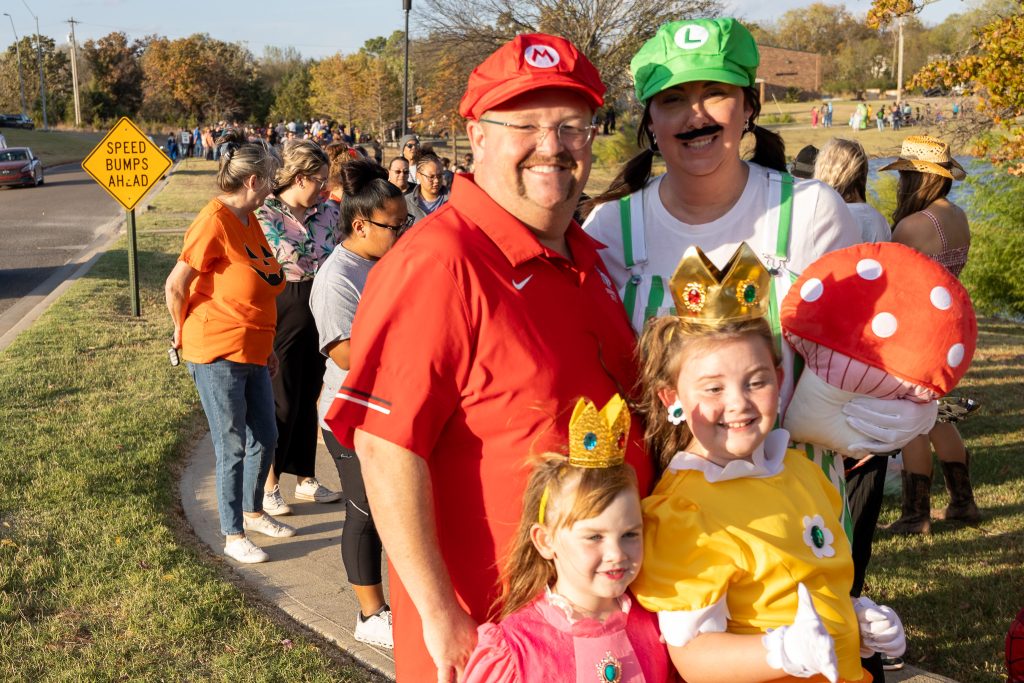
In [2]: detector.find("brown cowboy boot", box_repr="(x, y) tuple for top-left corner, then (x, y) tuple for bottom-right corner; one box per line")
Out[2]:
(940, 459), (981, 524)
(889, 471), (932, 534)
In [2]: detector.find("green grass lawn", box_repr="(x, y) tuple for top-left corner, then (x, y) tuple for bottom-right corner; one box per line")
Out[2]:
(0, 161), (372, 681)
(1, 127), (105, 167)
(871, 318), (1024, 683)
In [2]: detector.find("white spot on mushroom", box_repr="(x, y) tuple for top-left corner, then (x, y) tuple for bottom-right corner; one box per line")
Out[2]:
(800, 278), (824, 302)
(871, 312), (898, 338)
(948, 343), (965, 367)
(857, 259), (883, 280)
(930, 286), (952, 311)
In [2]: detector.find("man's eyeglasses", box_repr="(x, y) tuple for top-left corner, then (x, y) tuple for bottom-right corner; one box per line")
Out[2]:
(418, 172), (442, 183)
(477, 119), (598, 151)
(364, 214), (416, 232)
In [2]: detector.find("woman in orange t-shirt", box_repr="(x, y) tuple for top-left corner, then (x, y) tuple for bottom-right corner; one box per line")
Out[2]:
(164, 129), (294, 564)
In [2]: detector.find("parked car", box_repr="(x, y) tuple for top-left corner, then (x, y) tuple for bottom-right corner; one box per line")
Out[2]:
(0, 114), (35, 129)
(0, 147), (44, 187)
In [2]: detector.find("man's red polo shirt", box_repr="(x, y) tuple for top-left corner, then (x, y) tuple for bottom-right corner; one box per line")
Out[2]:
(325, 174), (653, 680)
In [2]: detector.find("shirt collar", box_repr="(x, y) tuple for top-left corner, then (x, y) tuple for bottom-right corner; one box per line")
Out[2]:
(263, 195), (320, 222)
(450, 174), (597, 270)
(544, 585), (630, 625)
(666, 429), (790, 482)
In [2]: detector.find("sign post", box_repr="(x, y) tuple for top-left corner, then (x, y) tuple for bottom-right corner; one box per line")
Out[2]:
(82, 117), (172, 316)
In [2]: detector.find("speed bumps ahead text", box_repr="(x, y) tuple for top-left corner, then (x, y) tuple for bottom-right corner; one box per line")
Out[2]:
(83, 117), (172, 211)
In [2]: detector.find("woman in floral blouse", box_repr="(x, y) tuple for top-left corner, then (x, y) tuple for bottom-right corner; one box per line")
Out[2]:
(255, 139), (342, 514)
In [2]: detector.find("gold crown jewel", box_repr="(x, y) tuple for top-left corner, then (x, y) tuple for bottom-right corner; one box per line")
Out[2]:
(669, 242), (770, 324)
(568, 395), (630, 468)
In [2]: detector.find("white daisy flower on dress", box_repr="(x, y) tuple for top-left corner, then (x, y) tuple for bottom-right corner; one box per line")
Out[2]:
(802, 514), (836, 559)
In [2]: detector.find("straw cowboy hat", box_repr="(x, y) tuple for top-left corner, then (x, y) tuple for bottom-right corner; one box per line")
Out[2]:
(879, 135), (966, 180)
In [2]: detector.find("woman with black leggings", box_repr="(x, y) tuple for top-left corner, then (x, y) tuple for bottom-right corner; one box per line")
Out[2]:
(309, 158), (412, 649)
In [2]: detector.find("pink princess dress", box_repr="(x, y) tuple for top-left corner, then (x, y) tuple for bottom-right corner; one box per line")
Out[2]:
(463, 588), (671, 682)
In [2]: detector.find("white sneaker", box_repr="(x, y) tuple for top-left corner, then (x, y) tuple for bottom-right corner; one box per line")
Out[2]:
(354, 607), (393, 649)
(224, 537), (269, 564)
(294, 478), (342, 503)
(243, 513), (297, 538)
(263, 485), (293, 516)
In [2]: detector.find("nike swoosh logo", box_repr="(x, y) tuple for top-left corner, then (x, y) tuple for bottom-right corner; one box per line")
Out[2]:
(512, 275), (533, 291)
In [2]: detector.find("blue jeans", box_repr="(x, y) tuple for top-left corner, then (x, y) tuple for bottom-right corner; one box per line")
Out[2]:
(188, 360), (277, 536)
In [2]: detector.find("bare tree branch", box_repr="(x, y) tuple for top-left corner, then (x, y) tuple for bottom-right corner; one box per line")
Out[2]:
(415, 0), (722, 108)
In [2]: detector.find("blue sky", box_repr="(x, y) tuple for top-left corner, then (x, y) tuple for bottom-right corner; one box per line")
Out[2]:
(5, 0), (970, 60)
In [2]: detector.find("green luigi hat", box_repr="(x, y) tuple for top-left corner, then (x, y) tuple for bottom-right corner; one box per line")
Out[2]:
(631, 18), (759, 103)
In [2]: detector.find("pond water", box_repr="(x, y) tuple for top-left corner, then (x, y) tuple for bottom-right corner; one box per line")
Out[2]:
(866, 156), (992, 205)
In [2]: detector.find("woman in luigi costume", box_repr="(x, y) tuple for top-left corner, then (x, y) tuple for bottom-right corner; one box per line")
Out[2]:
(583, 17), (939, 682)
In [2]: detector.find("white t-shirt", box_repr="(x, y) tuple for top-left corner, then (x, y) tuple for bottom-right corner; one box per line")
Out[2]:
(847, 202), (891, 244)
(583, 162), (860, 411)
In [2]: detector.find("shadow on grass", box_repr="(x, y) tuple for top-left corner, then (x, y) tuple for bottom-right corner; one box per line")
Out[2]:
(170, 168), (217, 177)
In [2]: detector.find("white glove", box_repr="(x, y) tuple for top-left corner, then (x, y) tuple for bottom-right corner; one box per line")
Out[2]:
(763, 584), (840, 683)
(843, 397), (939, 454)
(853, 596), (906, 658)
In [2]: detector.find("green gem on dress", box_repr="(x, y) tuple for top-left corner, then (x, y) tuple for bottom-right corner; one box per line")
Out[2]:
(596, 652), (621, 682)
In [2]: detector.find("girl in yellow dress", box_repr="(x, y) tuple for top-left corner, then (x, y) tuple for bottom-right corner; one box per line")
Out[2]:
(630, 243), (906, 683)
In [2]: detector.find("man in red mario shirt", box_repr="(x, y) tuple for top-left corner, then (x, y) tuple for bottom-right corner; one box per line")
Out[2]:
(325, 34), (653, 681)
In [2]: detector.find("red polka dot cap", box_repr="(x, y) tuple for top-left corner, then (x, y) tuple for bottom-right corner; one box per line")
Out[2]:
(780, 242), (977, 398)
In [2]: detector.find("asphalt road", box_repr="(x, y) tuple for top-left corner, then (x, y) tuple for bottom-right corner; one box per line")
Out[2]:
(0, 163), (122, 317)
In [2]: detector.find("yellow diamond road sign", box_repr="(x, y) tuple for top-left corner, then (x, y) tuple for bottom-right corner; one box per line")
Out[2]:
(82, 116), (172, 211)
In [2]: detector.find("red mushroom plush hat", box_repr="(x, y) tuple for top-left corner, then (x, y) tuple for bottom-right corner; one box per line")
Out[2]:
(782, 241), (976, 396)
(779, 242), (977, 453)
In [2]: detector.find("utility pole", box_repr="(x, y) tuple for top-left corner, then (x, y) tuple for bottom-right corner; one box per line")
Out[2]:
(896, 15), (905, 107)
(2, 13), (27, 116)
(21, 0), (46, 130)
(402, 0), (411, 137)
(67, 17), (81, 126)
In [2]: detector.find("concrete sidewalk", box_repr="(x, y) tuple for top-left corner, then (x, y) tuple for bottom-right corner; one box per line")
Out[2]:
(180, 434), (396, 680)
(180, 433), (957, 683)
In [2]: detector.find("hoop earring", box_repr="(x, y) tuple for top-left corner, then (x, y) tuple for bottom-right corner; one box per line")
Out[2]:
(743, 118), (754, 133)
(666, 399), (686, 425)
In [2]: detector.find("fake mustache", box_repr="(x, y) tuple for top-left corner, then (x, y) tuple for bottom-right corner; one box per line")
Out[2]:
(674, 124), (724, 141)
(519, 152), (576, 169)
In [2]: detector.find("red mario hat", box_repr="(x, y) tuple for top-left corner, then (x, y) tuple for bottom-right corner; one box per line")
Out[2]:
(459, 34), (605, 120)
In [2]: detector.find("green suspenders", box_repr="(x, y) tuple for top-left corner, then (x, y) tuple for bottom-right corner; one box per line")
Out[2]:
(766, 172), (794, 360)
(620, 198), (640, 321)
(619, 172), (852, 540)
(619, 172), (796, 330)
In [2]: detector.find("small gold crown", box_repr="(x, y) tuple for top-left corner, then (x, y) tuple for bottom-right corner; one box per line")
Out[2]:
(669, 242), (770, 324)
(568, 395), (630, 468)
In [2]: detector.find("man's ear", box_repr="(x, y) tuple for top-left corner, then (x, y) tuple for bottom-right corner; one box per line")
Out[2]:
(466, 119), (486, 160)
(530, 523), (556, 561)
(657, 387), (677, 409)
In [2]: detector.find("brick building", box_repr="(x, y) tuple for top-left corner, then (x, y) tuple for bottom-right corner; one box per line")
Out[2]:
(756, 44), (822, 101)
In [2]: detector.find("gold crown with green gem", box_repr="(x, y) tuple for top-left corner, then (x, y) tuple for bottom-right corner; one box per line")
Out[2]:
(669, 242), (770, 324)
(568, 394), (630, 468)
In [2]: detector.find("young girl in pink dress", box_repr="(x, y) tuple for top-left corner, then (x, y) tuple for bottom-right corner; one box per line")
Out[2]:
(463, 396), (671, 683)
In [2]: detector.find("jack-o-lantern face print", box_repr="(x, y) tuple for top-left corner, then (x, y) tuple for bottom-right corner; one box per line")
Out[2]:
(244, 244), (284, 286)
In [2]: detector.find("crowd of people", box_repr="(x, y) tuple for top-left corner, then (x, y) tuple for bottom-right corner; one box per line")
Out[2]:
(807, 99), (964, 132)
(165, 16), (987, 683)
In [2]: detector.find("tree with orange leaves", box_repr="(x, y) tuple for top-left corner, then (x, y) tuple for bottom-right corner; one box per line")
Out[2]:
(910, 1), (1024, 174)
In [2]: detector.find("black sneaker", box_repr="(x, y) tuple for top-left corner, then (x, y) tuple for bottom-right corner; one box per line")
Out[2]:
(881, 655), (905, 671)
